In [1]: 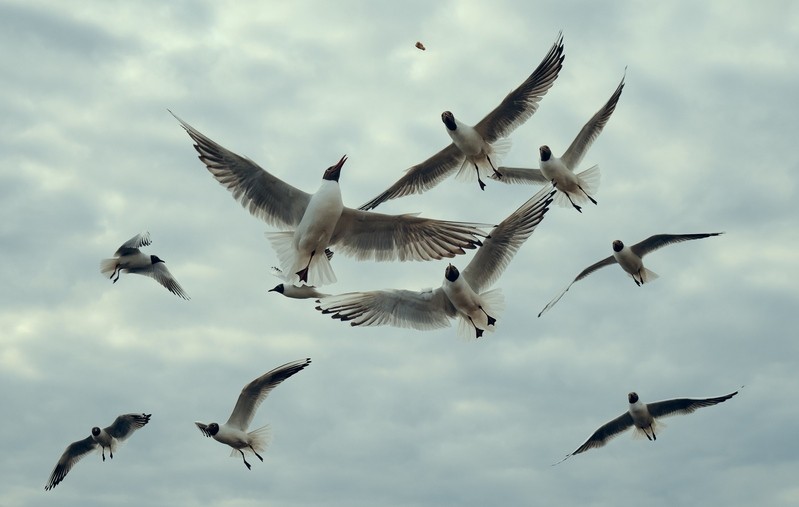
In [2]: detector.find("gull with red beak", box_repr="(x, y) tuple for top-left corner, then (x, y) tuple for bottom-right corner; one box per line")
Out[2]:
(172, 113), (488, 287)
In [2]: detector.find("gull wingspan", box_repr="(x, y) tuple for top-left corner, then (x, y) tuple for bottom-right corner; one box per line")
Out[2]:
(561, 70), (625, 170)
(106, 413), (152, 440)
(115, 232), (152, 256)
(491, 166), (549, 185)
(45, 436), (98, 491)
(171, 111), (311, 228)
(629, 232), (724, 258)
(647, 391), (739, 419)
(475, 33), (565, 143)
(462, 186), (554, 293)
(571, 411), (635, 456)
(538, 254), (618, 317)
(332, 209), (488, 262)
(225, 358), (312, 431)
(316, 288), (455, 329)
(133, 263), (190, 300)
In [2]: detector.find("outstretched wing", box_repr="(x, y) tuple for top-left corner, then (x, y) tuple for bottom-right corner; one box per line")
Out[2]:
(538, 254), (618, 317)
(629, 233), (724, 258)
(115, 232), (152, 256)
(131, 263), (191, 300)
(226, 358), (312, 431)
(647, 391), (739, 419)
(171, 111), (311, 228)
(565, 411), (635, 461)
(45, 436), (98, 491)
(491, 166), (549, 185)
(106, 413), (152, 440)
(316, 287), (455, 329)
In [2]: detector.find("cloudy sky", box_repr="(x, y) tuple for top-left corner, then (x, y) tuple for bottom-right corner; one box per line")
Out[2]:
(1, 1), (797, 505)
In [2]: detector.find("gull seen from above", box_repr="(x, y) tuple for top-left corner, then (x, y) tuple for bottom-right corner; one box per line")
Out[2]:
(494, 69), (626, 212)
(45, 413), (151, 490)
(538, 232), (724, 317)
(100, 232), (190, 300)
(554, 390), (740, 465)
(195, 358), (311, 470)
(317, 185), (555, 339)
(358, 33), (565, 210)
(172, 113), (488, 288)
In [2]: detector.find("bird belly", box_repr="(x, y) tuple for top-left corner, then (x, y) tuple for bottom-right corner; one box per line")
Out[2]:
(541, 159), (577, 190)
(613, 249), (643, 276)
(213, 427), (249, 449)
(116, 252), (150, 270)
(294, 187), (343, 255)
(448, 127), (485, 158)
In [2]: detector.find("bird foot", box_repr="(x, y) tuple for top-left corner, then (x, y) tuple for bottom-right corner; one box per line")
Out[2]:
(295, 267), (309, 283)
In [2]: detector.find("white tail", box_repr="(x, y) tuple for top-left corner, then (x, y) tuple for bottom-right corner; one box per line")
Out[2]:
(228, 424), (271, 457)
(552, 164), (601, 208)
(266, 231), (337, 287)
(455, 288), (505, 340)
(100, 258), (118, 278)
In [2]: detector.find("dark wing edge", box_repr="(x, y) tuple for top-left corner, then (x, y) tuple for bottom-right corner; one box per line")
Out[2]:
(647, 391), (739, 419)
(538, 254), (617, 317)
(45, 436), (97, 491)
(106, 413), (152, 440)
(115, 232), (152, 256)
(315, 288), (454, 330)
(554, 411), (634, 465)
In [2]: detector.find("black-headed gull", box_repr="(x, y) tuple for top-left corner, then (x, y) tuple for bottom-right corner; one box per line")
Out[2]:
(195, 358), (311, 470)
(317, 185), (555, 339)
(268, 267), (330, 299)
(494, 70), (625, 212)
(100, 232), (189, 300)
(172, 114), (488, 288)
(358, 33), (565, 210)
(538, 232), (723, 317)
(45, 413), (151, 490)
(555, 390), (739, 464)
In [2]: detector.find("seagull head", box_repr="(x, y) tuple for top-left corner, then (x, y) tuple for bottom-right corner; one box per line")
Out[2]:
(441, 111), (457, 131)
(323, 155), (347, 182)
(628, 392), (639, 403)
(539, 145), (552, 162)
(91, 427), (101, 437)
(196, 422), (219, 437)
(444, 264), (460, 282)
(150, 255), (165, 264)
(269, 284), (285, 294)
(612, 240), (624, 252)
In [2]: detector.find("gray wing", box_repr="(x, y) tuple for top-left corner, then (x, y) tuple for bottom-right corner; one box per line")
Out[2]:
(132, 263), (190, 300)
(491, 166), (549, 185)
(45, 436), (98, 490)
(629, 233), (724, 258)
(357, 144), (465, 210)
(105, 413), (152, 440)
(462, 186), (554, 293)
(570, 411), (635, 456)
(561, 70), (625, 169)
(315, 288), (455, 329)
(537, 254), (618, 317)
(332, 209), (488, 262)
(115, 232), (152, 256)
(225, 358), (312, 431)
(474, 33), (565, 143)
(171, 111), (311, 228)
(647, 391), (739, 419)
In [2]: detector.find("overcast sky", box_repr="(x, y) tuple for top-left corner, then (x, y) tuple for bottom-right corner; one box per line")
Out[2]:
(1, 1), (797, 506)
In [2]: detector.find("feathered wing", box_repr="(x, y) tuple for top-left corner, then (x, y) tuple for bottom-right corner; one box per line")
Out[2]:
(332, 209), (488, 262)
(315, 288), (455, 330)
(358, 144), (465, 210)
(491, 166), (549, 185)
(629, 233), (724, 259)
(570, 411), (635, 456)
(170, 111), (311, 228)
(561, 70), (626, 169)
(647, 391), (739, 419)
(106, 413), (152, 440)
(461, 186), (554, 293)
(225, 358), (312, 431)
(134, 263), (190, 300)
(45, 436), (98, 491)
(115, 232), (152, 256)
(538, 254), (618, 317)
(474, 32), (565, 143)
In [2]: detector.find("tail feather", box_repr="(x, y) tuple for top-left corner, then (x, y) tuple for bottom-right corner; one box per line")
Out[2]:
(266, 231), (337, 287)
(455, 288), (505, 340)
(453, 139), (512, 185)
(228, 424), (271, 457)
(552, 164), (601, 208)
(637, 267), (659, 284)
(100, 258), (118, 278)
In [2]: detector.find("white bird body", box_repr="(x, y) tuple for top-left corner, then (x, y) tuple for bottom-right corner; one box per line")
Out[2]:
(441, 265), (501, 337)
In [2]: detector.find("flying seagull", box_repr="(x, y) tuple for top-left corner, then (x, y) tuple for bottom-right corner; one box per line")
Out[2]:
(45, 413), (151, 490)
(538, 232), (723, 317)
(195, 358), (311, 470)
(100, 232), (190, 300)
(317, 185), (555, 338)
(555, 390), (739, 464)
(493, 69), (626, 212)
(172, 113), (488, 288)
(358, 33), (565, 210)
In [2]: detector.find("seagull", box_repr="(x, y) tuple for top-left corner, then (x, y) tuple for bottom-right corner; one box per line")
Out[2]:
(171, 113), (488, 288)
(268, 267), (330, 299)
(100, 232), (190, 300)
(317, 185), (555, 339)
(358, 33), (565, 210)
(195, 358), (311, 470)
(493, 70), (625, 212)
(554, 390), (739, 464)
(538, 232), (723, 317)
(45, 413), (151, 490)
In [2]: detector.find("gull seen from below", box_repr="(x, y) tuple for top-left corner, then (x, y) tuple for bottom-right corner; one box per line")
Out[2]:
(317, 185), (555, 339)
(554, 390), (740, 465)
(172, 113), (488, 288)
(358, 33), (565, 210)
(45, 413), (151, 490)
(100, 232), (190, 300)
(494, 69), (626, 212)
(538, 232), (724, 317)
(195, 358), (311, 470)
